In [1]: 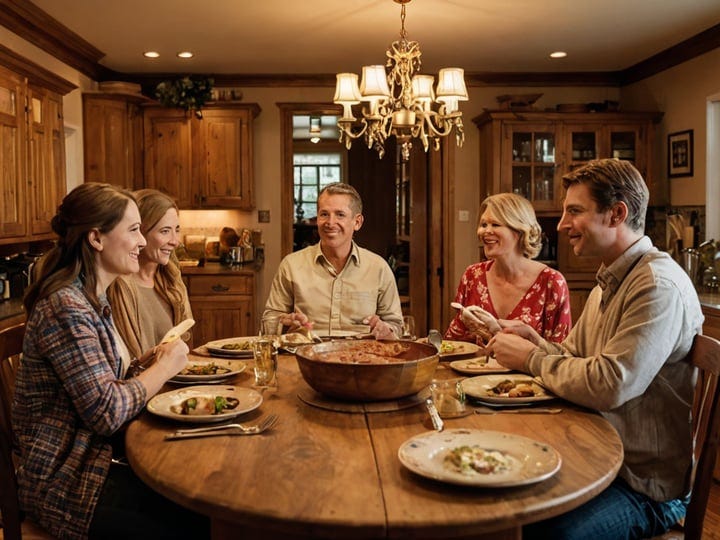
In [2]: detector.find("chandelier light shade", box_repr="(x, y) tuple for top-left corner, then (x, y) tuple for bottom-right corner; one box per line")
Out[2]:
(333, 0), (467, 160)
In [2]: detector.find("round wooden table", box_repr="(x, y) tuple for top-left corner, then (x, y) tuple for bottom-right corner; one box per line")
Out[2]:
(126, 355), (623, 539)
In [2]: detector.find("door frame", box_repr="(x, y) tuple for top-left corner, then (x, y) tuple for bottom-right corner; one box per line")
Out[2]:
(277, 102), (343, 257)
(276, 102), (453, 335)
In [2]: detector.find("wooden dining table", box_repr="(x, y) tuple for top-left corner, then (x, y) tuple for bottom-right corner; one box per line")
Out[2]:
(125, 352), (624, 540)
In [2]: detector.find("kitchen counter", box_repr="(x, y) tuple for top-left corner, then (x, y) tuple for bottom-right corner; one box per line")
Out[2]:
(180, 262), (256, 276)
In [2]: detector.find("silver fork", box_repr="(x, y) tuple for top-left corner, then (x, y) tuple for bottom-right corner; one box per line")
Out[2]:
(165, 414), (278, 440)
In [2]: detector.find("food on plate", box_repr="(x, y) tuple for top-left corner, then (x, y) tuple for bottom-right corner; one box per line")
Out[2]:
(488, 379), (537, 397)
(462, 358), (488, 368)
(221, 340), (251, 351)
(170, 395), (240, 415)
(440, 341), (461, 354)
(179, 362), (232, 376)
(280, 333), (312, 345)
(443, 445), (513, 475)
(311, 341), (411, 364)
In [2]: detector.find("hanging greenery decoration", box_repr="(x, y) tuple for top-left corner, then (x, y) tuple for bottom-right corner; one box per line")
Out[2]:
(155, 76), (214, 118)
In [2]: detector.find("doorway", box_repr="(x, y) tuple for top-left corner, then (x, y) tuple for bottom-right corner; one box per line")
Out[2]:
(277, 103), (449, 337)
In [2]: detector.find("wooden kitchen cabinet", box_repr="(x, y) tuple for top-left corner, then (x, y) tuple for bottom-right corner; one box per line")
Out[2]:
(0, 68), (27, 240)
(473, 110), (664, 214)
(0, 61), (73, 246)
(144, 103), (260, 209)
(184, 269), (256, 345)
(27, 85), (65, 237)
(82, 92), (147, 189)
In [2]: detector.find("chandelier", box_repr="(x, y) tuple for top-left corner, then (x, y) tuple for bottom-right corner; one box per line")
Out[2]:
(333, 0), (468, 161)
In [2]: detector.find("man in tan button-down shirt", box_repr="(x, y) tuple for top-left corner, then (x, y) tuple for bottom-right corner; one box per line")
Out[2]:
(264, 182), (402, 339)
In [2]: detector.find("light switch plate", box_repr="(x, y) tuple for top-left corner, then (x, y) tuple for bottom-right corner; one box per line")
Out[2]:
(258, 210), (270, 223)
(458, 210), (470, 222)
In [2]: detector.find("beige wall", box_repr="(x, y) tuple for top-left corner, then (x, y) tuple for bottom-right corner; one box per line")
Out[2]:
(622, 47), (720, 208)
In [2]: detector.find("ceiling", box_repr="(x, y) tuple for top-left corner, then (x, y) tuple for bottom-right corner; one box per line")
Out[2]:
(25, 0), (720, 79)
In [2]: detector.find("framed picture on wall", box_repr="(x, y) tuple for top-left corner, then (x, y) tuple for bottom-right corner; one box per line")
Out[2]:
(668, 129), (694, 178)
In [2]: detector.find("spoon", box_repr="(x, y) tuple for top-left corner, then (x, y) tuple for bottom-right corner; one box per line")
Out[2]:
(427, 329), (442, 352)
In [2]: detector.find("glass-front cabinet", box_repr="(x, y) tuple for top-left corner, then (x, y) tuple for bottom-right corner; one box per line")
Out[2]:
(475, 111), (663, 215)
(507, 126), (557, 211)
(565, 122), (647, 179)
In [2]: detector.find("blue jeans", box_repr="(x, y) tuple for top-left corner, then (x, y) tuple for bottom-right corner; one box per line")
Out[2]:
(523, 477), (688, 540)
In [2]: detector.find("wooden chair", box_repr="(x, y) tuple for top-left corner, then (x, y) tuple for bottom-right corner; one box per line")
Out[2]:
(0, 322), (54, 540)
(653, 333), (720, 540)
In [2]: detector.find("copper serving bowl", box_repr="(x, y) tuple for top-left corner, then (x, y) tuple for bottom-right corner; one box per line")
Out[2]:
(294, 340), (439, 401)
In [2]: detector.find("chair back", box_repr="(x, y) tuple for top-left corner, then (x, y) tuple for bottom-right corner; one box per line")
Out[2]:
(0, 322), (25, 540)
(684, 333), (720, 540)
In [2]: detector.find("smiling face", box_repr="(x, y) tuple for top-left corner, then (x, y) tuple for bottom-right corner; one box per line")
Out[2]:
(557, 182), (615, 261)
(316, 192), (363, 253)
(477, 207), (521, 259)
(91, 201), (146, 289)
(140, 207), (180, 266)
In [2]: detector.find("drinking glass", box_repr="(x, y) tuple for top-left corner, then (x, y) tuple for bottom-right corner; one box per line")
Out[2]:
(253, 316), (280, 388)
(401, 315), (416, 341)
(430, 378), (467, 418)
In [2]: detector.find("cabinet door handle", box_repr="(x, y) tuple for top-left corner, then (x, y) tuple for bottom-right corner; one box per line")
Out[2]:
(212, 284), (230, 292)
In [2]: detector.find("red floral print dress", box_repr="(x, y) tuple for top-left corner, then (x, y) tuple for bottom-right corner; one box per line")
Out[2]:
(445, 260), (571, 344)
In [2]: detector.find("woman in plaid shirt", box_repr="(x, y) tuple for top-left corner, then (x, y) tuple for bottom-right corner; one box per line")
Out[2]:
(12, 183), (209, 539)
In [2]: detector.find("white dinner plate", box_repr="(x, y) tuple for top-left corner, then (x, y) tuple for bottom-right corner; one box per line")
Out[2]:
(147, 385), (262, 423)
(461, 374), (555, 405)
(169, 360), (246, 383)
(398, 428), (561, 487)
(449, 356), (512, 375)
(205, 337), (256, 358)
(417, 338), (480, 359)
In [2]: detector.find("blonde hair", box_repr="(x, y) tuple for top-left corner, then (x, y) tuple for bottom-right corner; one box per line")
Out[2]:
(133, 189), (188, 322)
(479, 193), (543, 258)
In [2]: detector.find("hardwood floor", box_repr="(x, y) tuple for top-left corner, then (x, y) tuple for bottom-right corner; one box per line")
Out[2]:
(705, 479), (720, 539)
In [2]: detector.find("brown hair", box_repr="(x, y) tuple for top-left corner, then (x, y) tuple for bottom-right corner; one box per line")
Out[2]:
(562, 158), (648, 232)
(24, 183), (136, 313)
(133, 189), (188, 322)
(318, 182), (363, 215)
(479, 193), (543, 258)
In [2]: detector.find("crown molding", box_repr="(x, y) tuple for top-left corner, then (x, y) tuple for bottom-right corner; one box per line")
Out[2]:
(0, 0), (108, 79)
(620, 22), (720, 85)
(0, 0), (717, 88)
(0, 42), (76, 94)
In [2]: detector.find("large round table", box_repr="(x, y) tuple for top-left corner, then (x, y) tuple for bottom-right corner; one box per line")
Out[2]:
(126, 354), (623, 539)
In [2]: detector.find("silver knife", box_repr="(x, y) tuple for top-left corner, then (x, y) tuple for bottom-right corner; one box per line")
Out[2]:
(425, 398), (444, 431)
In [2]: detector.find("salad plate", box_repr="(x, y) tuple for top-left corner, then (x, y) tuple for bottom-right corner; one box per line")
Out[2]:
(205, 337), (255, 358)
(147, 385), (262, 423)
(169, 360), (246, 383)
(417, 338), (480, 359)
(449, 356), (512, 375)
(398, 428), (561, 487)
(461, 374), (555, 405)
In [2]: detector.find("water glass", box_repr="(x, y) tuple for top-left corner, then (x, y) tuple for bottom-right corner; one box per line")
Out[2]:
(401, 315), (416, 341)
(252, 336), (278, 388)
(254, 315), (281, 388)
(430, 378), (467, 418)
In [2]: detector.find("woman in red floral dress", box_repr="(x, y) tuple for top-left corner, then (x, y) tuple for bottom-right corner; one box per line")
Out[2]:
(445, 193), (571, 345)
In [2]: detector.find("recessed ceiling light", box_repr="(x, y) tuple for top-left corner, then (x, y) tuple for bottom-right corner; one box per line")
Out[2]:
(143, 51), (160, 58)
(550, 51), (567, 59)
(177, 51), (194, 59)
